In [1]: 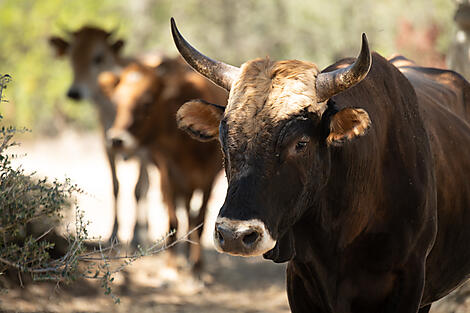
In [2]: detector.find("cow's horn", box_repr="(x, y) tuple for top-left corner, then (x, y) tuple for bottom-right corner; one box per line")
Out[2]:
(170, 17), (240, 91)
(315, 33), (371, 103)
(107, 26), (120, 38)
(57, 22), (73, 37)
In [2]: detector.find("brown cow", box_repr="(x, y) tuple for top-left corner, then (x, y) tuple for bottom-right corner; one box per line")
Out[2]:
(99, 57), (227, 272)
(171, 18), (470, 313)
(49, 26), (160, 246)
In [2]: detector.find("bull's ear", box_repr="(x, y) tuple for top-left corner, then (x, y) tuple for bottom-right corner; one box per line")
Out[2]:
(49, 36), (69, 57)
(176, 99), (224, 141)
(326, 108), (371, 146)
(98, 71), (120, 98)
(111, 39), (125, 54)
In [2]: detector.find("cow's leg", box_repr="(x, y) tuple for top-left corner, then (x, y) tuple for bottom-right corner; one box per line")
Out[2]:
(106, 148), (119, 244)
(183, 194), (193, 259)
(159, 170), (179, 268)
(188, 186), (212, 274)
(165, 197), (179, 269)
(131, 157), (150, 248)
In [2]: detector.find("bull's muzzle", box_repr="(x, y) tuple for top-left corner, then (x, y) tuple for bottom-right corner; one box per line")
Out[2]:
(213, 217), (276, 257)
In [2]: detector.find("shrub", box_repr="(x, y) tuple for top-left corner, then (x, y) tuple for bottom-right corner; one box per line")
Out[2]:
(0, 74), (181, 302)
(0, 73), (87, 285)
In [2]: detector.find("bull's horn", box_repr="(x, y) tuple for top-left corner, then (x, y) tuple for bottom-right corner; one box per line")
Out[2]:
(170, 17), (240, 91)
(315, 33), (371, 103)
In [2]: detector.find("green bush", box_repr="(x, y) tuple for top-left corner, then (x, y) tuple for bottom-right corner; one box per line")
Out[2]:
(0, 74), (180, 303)
(0, 73), (87, 284)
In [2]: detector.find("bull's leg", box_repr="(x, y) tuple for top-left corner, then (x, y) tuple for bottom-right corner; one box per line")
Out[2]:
(384, 256), (427, 313)
(188, 186), (212, 274)
(286, 262), (324, 313)
(131, 158), (150, 248)
(418, 304), (431, 313)
(106, 148), (119, 244)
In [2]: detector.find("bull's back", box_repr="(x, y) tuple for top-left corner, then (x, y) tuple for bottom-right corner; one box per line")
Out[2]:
(410, 70), (470, 303)
(391, 57), (470, 124)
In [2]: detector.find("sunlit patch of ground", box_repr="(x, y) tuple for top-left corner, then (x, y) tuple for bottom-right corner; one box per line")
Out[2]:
(0, 251), (290, 313)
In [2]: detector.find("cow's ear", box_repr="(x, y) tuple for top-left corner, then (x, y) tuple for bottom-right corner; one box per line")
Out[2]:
(326, 108), (371, 146)
(176, 99), (224, 141)
(49, 36), (69, 57)
(98, 71), (120, 98)
(111, 39), (125, 54)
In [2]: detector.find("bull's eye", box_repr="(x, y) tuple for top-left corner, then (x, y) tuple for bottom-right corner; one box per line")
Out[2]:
(142, 101), (152, 108)
(295, 137), (310, 152)
(93, 54), (104, 65)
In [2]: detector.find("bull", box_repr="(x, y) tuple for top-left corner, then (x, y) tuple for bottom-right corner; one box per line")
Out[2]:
(171, 18), (470, 313)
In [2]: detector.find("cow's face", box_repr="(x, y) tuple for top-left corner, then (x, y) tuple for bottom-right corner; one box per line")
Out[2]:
(99, 63), (162, 154)
(216, 59), (331, 260)
(172, 19), (371, 262)
(49, 26), (125, 101)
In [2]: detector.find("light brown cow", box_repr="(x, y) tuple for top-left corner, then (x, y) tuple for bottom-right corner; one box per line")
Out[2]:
(49, 26), (159, 246)
(99, 57), (228, 272)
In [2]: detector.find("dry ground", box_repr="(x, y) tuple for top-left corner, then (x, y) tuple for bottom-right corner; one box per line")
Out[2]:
(1, 130), (469, 313)
(0, 250), (289, 313)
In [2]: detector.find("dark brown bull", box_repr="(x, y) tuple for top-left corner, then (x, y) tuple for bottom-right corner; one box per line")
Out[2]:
(100, 57), (227, 272)
(171, 18), (470, 313)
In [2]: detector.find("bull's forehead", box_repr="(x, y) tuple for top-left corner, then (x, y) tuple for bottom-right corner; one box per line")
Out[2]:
(225, 58), (324, 140)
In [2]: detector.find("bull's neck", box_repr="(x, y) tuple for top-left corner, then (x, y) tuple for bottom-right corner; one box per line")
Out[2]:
(290, 214), (339, 313)
(288, 142), (379, 313)
(326, 141), (379, 249)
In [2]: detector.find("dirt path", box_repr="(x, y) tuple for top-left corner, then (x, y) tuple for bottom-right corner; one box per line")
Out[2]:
(1, 130), (469, 313)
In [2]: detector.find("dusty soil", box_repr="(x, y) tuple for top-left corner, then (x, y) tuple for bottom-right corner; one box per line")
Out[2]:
(0, 250), (289, 313)
(1, 130), (469, 313)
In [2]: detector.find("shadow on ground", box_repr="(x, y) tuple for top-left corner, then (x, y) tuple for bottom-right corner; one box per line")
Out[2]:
(1, 247), (469, 313)
(0, 249), (290, 313)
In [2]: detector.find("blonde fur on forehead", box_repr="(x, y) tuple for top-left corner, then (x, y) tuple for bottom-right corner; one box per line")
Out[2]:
(225, 58), (325, 139)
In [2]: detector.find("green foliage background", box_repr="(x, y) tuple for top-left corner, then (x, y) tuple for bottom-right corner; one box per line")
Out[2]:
(0, 0), (456, 135)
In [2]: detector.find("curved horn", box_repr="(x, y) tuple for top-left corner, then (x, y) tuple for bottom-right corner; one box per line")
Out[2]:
(170, 17), (240, 91)
(315, 33), (371, 103)
(57, 22), (74, 37)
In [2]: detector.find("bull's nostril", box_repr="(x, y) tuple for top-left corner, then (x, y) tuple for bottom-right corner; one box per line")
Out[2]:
(216, 228), (225, 245)
(242, 231), (259, 246)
